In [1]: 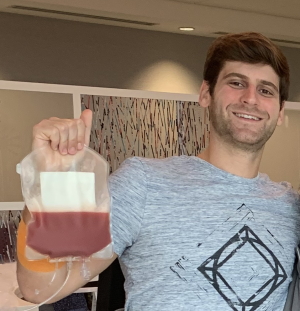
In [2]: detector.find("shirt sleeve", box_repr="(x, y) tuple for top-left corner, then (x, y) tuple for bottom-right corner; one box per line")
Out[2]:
(108, 157), (147, 256)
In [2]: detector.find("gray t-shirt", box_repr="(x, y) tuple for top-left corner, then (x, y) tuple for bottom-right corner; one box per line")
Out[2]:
(109, 156), (300, 311)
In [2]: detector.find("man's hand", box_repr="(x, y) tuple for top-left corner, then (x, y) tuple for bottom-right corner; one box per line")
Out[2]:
(32, 109), (93, 155)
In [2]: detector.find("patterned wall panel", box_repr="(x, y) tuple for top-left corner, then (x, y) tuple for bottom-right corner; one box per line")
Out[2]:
(81, 95), (210, 172)
(0, 210), (21, 263)
(177, 101), (210, 156)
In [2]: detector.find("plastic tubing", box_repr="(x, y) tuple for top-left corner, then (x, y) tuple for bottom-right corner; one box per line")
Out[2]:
(22, 259), (73, 311)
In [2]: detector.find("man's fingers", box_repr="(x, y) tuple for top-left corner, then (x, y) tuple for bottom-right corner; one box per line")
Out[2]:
(55, 123), (70, 155)
(76, 119), (85, 151)
(49, 128), (60, 151)
(32, 120), (59, 151)
(67, 121), (79, 155)
(32, 110), (93, 155)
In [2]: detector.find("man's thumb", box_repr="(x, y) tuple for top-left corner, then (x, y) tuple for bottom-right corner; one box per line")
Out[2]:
(80, 109), (93, 146)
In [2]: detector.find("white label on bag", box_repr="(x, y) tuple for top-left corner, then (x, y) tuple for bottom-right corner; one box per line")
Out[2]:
(40, 172), (96, 212)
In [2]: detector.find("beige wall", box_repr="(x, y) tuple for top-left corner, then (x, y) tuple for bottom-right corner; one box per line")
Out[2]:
(1, 12), (300, 100)
(0, 12), (300, 188)
(0, 12), (207, 95)
(0, 90), (73, 202)
(260, 110), (300, 189)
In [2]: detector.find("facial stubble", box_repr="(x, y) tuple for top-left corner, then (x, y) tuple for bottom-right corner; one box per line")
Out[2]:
(209, 98), (280, 153)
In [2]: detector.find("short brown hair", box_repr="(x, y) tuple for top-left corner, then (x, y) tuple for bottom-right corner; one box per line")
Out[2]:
(203, 32), (289, 109)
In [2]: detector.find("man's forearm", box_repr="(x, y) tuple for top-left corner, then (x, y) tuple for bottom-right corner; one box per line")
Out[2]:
(17, 259), (69, 304)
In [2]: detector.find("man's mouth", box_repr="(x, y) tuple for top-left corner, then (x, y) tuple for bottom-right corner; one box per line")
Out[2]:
(233, 112), (262, 121)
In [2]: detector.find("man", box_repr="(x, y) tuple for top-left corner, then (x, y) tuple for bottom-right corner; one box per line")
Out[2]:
(17, 32), (300, 310)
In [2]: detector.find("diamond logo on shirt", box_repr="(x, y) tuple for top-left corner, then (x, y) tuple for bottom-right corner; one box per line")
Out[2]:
(197, 225), (287, 311)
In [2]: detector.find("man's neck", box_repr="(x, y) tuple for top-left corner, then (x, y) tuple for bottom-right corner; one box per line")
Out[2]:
(198, 140), (263, 179)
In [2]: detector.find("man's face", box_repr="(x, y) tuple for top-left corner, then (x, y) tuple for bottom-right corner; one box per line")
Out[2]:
(201, 61), (284, 153)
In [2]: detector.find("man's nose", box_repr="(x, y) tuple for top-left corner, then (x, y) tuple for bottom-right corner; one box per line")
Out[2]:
(240, 86), (257, 105)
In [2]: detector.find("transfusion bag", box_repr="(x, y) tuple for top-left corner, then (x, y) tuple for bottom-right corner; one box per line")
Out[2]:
(18, 146), (113, 263)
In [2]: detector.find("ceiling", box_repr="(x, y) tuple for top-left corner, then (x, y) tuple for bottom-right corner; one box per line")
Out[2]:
(1, 0), (300, 48)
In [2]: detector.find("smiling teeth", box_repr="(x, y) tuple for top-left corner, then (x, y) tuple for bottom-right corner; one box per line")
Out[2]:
(235, 113), (260, 121)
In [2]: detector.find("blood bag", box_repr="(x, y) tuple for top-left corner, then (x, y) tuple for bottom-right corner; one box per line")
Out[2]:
(17, 146), (113, 262)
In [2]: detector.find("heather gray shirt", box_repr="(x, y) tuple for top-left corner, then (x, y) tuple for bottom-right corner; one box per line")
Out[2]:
(109, 156), (300, 311)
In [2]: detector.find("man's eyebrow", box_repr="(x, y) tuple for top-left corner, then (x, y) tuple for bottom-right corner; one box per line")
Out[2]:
(223, 72), (279, 93)
(223, 72), (247, 80)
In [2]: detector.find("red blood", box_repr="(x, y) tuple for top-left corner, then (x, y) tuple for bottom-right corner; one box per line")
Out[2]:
(27, 211), (111, 258)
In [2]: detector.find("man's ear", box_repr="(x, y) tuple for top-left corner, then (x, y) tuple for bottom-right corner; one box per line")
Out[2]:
(277, 101), (285, 126)
(199, 81), (211, 108)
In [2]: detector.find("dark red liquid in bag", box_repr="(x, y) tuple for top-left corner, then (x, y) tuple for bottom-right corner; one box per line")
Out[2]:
(27, 211), (111, 258)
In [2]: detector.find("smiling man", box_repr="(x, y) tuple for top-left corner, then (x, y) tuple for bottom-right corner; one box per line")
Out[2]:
(199, 60), (284, 176)
(205, 64), (281, 148)
(17, 32), (300, 311)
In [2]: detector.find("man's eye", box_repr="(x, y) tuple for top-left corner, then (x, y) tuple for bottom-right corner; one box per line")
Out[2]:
(229, 81), (244, 87)
(260, 89), (273, 96)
